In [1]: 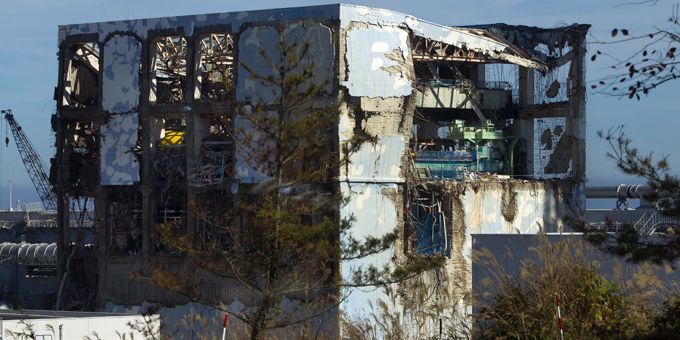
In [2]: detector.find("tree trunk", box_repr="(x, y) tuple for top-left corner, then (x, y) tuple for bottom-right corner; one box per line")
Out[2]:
(250, 297), (269, 340)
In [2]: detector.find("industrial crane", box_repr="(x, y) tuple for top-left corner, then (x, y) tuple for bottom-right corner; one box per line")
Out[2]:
(1, 109), (57, 211)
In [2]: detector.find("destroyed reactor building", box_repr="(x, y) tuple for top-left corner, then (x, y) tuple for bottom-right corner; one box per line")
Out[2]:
(52, 3), (588, 321)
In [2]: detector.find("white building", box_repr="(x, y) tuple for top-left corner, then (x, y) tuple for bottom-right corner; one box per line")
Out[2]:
(0, 310), (158, 339)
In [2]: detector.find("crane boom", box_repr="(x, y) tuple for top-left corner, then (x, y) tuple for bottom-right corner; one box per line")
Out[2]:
(1, 109), (57, 211)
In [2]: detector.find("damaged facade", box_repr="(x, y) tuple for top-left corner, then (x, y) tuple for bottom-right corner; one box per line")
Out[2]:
(52, 3), (588, 331)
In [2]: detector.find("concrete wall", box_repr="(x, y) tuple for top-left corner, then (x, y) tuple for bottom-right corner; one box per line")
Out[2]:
(429, 180), (581, 308)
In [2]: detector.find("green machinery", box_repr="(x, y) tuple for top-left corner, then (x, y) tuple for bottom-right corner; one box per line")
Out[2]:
(414, 120), (521, 179)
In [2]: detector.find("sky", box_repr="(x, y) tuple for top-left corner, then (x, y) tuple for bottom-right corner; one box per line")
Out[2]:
(0, 0), (676, 209)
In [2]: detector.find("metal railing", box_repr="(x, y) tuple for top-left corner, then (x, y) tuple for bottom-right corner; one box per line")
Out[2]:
(634, 211), (680, 236)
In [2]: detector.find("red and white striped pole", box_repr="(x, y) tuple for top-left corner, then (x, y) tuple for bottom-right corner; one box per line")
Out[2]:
(222, 313), (230, 340)
(555, 293), (564, 340)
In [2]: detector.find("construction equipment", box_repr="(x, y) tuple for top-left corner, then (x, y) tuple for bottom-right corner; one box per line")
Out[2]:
(1, 109), (57, 211)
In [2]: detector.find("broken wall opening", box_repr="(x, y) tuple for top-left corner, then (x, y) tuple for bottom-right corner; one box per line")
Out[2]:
(412, 62), (519, 180)
(58, 120), (99, 195)
(150, 36), (187, 105)
(106, 189), (142, 256)
(406, 192), (450, 256)
(194, 189), (233, 248)
(190, 114), (232, 187)
(530, 40), (576, 105)
(195, 33), (236, 101)
(485, 63), (519, 104)
(62, 42), (100, 108)
(410, 34), (528, 180)
(410, 26), (585, 181)
(69, 195), (95, 237)
(151, 115), (187, 227)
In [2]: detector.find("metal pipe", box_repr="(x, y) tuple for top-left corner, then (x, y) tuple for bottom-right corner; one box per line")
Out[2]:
(585, 185), (651, 199)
